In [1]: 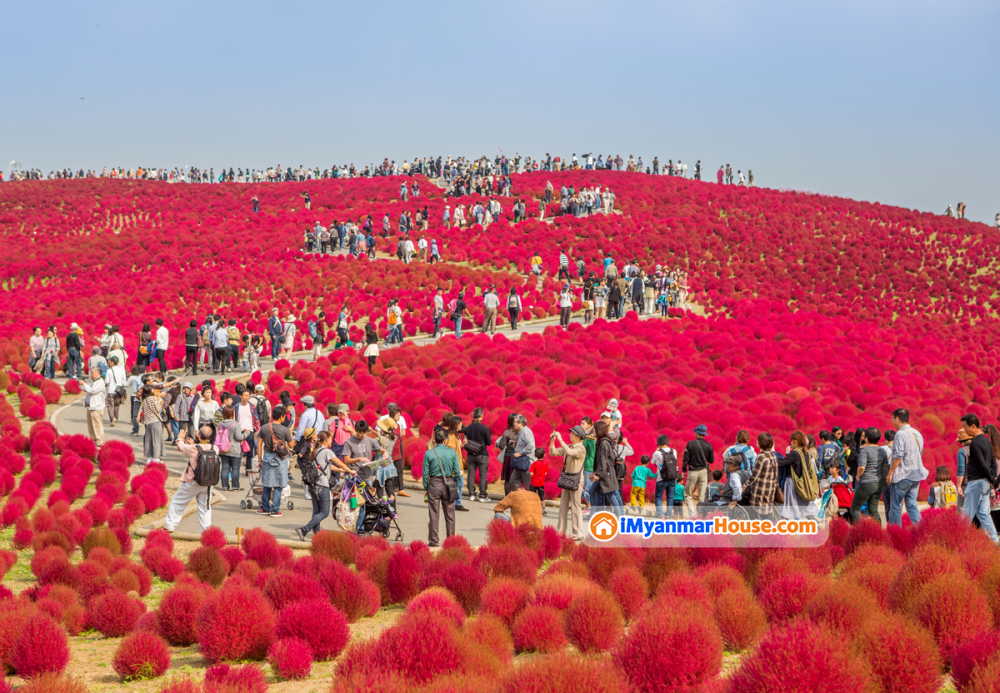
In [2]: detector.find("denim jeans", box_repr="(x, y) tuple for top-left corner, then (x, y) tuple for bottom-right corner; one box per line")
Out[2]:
(456, 471), (464, 505)
(888, 478), (921, 526)
(655, 479), (675, 517)
(455, 316), (463, 339)
(390, 325), (403, 344)
(302, 485), (331, 535)
(131, 397), (141, 434)
(44, 356), (56, 379)
(432, 314), (442, 337)
(220, 456), (241, 490)
(261, 486), (279, 513)
(963, 478), (998, 541)
(169, 419), (180, 441)
(270, 338), (281, 359)
(67, 347), (82, 380)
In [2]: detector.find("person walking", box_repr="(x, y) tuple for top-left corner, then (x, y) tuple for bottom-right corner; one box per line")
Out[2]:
(42, 328), (59, 379)
(652, 434), (679, 517)
(281, 316), (297, 358)
(141, 384), (166, 466)
(363, 324), (379, 373)
(104, 355), (127, 427)
(507, 288), (522, 330)
(216, 406), (247, 492)
(482, 287), (499, 334)
(463, 408), (492, 502)
(960, 413), (998, 542)
(66, 323), (84, 380)
(257, 405), (292, 518)
(550, 425), (586, 540)
(154, 318), (169, 374)
(296, 431), (353, 539)
(127, 365), (144, 437)
(886, 408), (927, 526)
(28, 327), (44, 374)
(81, 368), (107, 447)
(164, 425), (218, 533)
(452, 292), (467, 339)
(509, 415), (535, 491)
(683, 425), (713, 515)
(424, 427), (461, 547)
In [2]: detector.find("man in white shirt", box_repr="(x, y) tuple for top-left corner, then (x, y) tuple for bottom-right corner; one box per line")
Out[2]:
(432, 288), (445, 338)
(418, 236), (428, 262)
(482, 288), (500, 335)
(154, 318), (169, 374)
(82, 368), (107, 447)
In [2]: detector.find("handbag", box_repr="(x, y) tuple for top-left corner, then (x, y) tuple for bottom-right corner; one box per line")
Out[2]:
(557, 470), (581, 491)
(269, 421), (289, 459)
(463, 438), (484, 456)
(431, 449), (460, 503)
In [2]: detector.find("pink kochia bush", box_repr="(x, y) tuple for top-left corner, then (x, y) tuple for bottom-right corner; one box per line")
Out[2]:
(10, 613), (70, 678)
(512, 605), (567, 654)
(196, 581), (276, 662)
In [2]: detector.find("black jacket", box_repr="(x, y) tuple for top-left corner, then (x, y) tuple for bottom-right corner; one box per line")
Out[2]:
(683, 438), (714, 472)
(463, 421), (492, 453)
(594, 437), (618, 493)
(967, 434), (997, 484)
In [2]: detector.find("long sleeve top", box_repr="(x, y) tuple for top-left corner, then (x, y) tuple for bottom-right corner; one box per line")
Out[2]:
(593, 437), (618, 494)
(550, 439), (585, 474)
(513, 426), (535, 457)
(422, 444), (460, 488)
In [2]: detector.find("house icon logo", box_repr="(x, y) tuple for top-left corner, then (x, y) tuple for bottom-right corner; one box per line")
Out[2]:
(589, 512), (618, 542)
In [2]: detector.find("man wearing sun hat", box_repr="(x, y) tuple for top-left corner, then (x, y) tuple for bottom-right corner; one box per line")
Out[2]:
(683, 424), (714, 516)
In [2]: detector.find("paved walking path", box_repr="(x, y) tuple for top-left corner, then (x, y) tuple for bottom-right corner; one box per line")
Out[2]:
(50, 305), (683, 544)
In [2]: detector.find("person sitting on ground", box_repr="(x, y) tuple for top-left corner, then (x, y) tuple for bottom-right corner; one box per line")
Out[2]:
(493, 486), (543, 530)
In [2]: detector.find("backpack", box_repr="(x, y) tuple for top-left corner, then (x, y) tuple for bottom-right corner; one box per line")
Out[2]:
(728, 445), (750, 470)
(508, 295), (519, 309)
(657, 448), (679, 482)
(936, 482), (958, 509)
(192, 445), (221, 487)
(308, 321), (318, 339)
(255, 397), (269, 425)
(214, 426), (232, 454)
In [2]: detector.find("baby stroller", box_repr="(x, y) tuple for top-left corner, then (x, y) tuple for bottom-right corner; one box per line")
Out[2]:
(356, 480), (404, 542)
(239, 456), (295, 511)
(820, 481), (853, 520)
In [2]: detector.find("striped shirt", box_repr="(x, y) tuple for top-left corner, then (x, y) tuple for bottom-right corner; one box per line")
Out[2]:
(559, 253), (569, 268)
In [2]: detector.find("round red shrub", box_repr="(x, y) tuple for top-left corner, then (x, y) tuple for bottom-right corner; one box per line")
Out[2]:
(219, 545), (245, 573)
(16, 673), (88, 693)
(729, 619), (870, 693)
(909, 574), (992, 662)
(267, 638), (313, 680)
(196, 582), (276, 662)
(563, 588), (624, 653)
(607, 566), (649, 621)
(803, 585), (881, 633)
(187, 546), (227, 587)
(481, 577), (530, 628)
(311, 529), (356, 564)
(157, 584), (210, 646)
(318, 559), (381, 622)
(758, 572), (820, 623)
(952, 630), (1000, 691)
(385, 549), (421, 604)
(408, 586), (466, 628)
(851, 614), (941, 693)
(843, 517), (890, 556)
(262, 568), (324, 611)
(89, 590), (144, 637)
(203, 662), (268, 693)
(499, 652), (628, 693)
(10, 613), (70, 678)
(199, 525), (227, 550)
(441, 561), (487, 614)
(155, 555), (185, 582)
(512, 605), (567, 654)
(112, 631), (171, 681)
(712, 587), (768, 650)
(615, 604), (723, 693)
(275, 599), (349, 661)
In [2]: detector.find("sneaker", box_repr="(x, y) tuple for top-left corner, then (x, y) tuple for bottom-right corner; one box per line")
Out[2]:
(270, 511), (282, 518)
(256, 509), (269, 515)
(294, 528), (306, 541)
(456, 505), (469, 512)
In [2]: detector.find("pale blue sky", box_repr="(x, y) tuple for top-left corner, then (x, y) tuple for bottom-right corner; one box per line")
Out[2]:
(3, 0), (997, 222)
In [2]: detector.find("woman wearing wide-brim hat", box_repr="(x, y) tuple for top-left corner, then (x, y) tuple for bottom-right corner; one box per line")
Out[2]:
(281, 315), (297, 358)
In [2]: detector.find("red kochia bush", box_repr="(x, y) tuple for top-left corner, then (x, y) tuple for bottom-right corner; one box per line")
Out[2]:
(512, 605), (567, 654)
(157, 584), (211, 646)
(909, 574), (992, 662)
(563, 588), (624, 653)
(441, 561), (488, 614)
(196, 582), (276, 662)
(851, 614), (941, 693)
(385, 549), (422, 604)
(199, 525), (227, 550)
(267, 638), (313, 680)
(758, 572), (820, 623)
(711, 587), (768, 650)
(186, 546), (227, 587)
(407, 587), (466, 628)
(730, 619), (870, 693)
(112, 631), (171, 681)
(951, 630), (1000, 691)
(203, 663), (268, 693)
(311, 529), (356, 564)
(89, 590), (144, 637)
(607, 566), (649, 621)
(16, 673), (88, 693)
(481, 577), (530, 628)
(318, 559), (381, 622)
(10, 613), (70, 678)
(615, 605), (723, 693)
(275, 599), (349, 661)
(499, 652), (629, 693)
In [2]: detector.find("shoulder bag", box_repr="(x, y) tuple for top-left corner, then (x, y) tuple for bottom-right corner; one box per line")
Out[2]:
(431, 448), (460, 503)
(557, 469), (581, 491)
(269, 421), (289, 459)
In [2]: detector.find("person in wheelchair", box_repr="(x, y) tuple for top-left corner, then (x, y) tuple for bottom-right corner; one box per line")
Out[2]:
(696, 456), (751, 516)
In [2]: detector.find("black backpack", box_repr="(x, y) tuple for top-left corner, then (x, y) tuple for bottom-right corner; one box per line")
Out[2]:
(658, 448), (679, 482)
(192, 445), (221, 487)
(728, 445), (750, 471)
(298, 444), (321, 486)
(255, 397), (269, 425)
